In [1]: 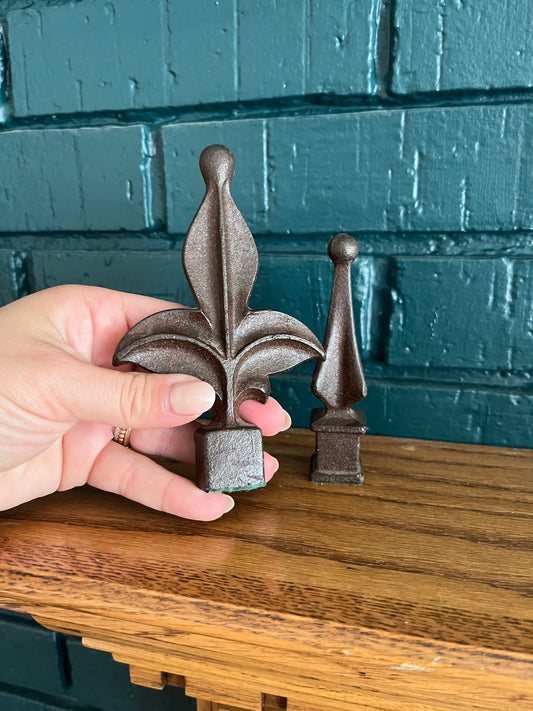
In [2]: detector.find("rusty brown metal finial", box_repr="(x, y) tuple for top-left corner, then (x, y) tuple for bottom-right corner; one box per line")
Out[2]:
(113, 144), (324, 493)
(310, 233), (367, 484)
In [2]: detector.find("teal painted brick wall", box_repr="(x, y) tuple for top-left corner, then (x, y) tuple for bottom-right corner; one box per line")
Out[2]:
(160, 106), (533, 233)
(0, 23), (9, 122)
(0, 125), (161, 231)
(392, 0), (533, 93)
(6, 0), (378, 116)
(31, 251), (188, 302)
(3, 104), (531, 234)
(0, 250), (24, 305)
(0, 1), (532, 709)
(0, 613), (67, 696)
(387, 258), (533, 371)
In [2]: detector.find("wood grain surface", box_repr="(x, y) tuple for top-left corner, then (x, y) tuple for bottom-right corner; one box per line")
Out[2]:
(0, 430), (532, 710)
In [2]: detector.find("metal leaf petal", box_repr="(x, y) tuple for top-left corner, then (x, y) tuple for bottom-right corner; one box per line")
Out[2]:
(235, 310), (325, 355)
(234, 332), (324, 403)
(113, 335), (225, 399)
(113, 308), (213, 358)
(182, 145), (259, 357)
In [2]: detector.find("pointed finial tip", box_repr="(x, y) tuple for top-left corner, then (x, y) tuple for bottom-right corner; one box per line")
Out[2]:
(199, 144), (235, 186)
(328, 233), (358, 265)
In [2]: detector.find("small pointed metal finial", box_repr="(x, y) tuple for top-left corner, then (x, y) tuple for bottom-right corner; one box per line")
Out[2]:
(310, 233), (367, 484)
(113, 145), (324, 493)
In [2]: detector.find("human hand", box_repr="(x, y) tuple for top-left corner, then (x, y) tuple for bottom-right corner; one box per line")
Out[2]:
(0, 286), (290, 520)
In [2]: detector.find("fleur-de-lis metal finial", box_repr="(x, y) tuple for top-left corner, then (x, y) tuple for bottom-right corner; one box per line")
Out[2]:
(113, 145), (325, 493)
(310, 233), (367, 484)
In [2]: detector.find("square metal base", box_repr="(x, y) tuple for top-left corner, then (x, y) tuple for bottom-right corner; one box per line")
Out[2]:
(310, 443), (364, 484)
(310, 408), (366, 485)
(195, 425), (265, 493)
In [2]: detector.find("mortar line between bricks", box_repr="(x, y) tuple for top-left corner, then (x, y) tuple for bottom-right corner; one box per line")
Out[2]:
(274, 372), (533, 394)
(0, 233), (532, 258)
(372, 0), (394, 97)
(1, 90), (533, 132)
(383, 0), (396, 96)
(0, 22), (13, 122)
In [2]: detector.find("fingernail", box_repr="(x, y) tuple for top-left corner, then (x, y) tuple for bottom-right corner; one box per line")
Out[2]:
(264, 452), (279, 482)
(223, 495), (235, 513)
(281, 411), (292, 431)
(168, 380), (216, 415)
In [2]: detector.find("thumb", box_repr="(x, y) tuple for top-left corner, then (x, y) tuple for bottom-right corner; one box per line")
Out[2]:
(56, 361), (216, 428)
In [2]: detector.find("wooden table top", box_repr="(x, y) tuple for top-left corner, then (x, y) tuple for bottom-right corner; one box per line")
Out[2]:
(1, 430), (532, 710)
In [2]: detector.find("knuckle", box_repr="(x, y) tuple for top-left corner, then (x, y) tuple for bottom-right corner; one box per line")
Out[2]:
(118, 374), (153, 425)
(159, 476), (176, 514)
(117, 458), (141, 500)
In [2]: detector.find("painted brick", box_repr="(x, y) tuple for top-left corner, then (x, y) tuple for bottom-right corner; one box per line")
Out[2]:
(7, 0), (166, 116)
(163, 104), (533, 234)
(0, 614), (64, 697)
(273, 377), (533, 448)
(237, 0), (376, 100)
(237, 1), (307, 100)
(0, 23), (9, 122)
(164, 0), (236, 106)
(367, 382), (533, 448)
(0, 691), (66, 711)
(392, 0), (533, 94)
(66, 638), (195, 711)
(30, 251), (191, 304)
(387, 258), (533, 371)
(304, 0), (377, 96)
(0, 250), (21, 305)
(0, 125), (157, 232)
(268, 105), (533, 233)
(7, 0), (376, 117)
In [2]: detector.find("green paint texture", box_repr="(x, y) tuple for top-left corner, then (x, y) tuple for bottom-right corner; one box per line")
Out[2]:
(393, 0), (533, 93)
(0, 614), (66, 697)
(0, 250), (23, 304)
(0, 23), (9, 122)
(162, 104), (533, 234)
(31, 251), (187, 302)
(0, 0), (532, 705)
(0, 125), (158, 231)
(6, 0), (377, 117)
(387, 258), (533, 371)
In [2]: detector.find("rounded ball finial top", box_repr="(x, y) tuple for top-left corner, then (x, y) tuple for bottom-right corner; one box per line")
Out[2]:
(328, 233), (358, 265)
(199, 144), (235, 187)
